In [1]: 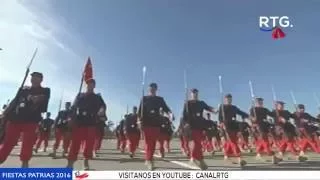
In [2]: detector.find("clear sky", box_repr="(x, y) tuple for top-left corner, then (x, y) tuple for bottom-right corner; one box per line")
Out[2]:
(1, 0), (320, 127)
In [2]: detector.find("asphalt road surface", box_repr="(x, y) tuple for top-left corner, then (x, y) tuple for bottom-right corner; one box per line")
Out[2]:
(2, 139), (320, 171)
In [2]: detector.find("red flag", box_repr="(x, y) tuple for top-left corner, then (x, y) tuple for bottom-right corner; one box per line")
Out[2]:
(83, 57), (93, 83)
(272, 27), (286, 39)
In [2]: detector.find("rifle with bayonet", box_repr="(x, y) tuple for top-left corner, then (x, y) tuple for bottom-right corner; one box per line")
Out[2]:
(1, 48), (38, 119)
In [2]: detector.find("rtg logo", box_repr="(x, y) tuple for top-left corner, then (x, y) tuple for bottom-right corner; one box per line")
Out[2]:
(259, 16), (293, 31)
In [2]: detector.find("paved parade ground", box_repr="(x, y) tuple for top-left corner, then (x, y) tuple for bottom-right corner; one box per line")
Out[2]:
(3, 139), (320, 171)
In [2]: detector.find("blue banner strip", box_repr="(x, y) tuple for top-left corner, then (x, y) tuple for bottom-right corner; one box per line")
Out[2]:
(0, 168), (72, 180)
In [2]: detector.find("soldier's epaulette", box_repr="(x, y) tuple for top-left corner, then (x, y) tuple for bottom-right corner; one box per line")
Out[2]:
(78, 93), (86, 98)
(43, 87), (50, 93)
(22, 86), (31, 90)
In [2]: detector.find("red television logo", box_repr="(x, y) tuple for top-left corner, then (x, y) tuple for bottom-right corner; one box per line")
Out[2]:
(75, 171), (89, 180)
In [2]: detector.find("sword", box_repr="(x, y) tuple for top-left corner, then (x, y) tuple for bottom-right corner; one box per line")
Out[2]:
(138, 66), (147, 132)
(140, 66), (147, 118)
(58, 90), (64, 112)
(289, 90), (301, 137)
(126, 104), (129, 115)
(271, 85), (280, 122)
(249, 81), (257, 119)
(248, 80), (260, 140)
(184, 69), (189, 114)
(290, 91), (298, 110)
(313, 93), (320, 113)
(218, 75), (230, 141)
(183, 69), (192, 139)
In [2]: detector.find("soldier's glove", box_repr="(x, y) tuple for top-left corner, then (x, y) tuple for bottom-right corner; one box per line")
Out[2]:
(251, 117), (257, 123)
(279, 117), (286, 124)
(170, 114), (175, 121)
(67, 119), (74, 127)
(98, 107), (105, 116)
(137, 119), (143, 130)
(183, 123), (190, 129)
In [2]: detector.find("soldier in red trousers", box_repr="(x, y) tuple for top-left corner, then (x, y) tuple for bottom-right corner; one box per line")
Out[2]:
(137, 83), (174, 170)
(50, 102), (72, 158)
(66, 79), (106, 170)
(124, 106), (140, 158)
(35, 112), (54, 153)
(0, 72), (50, 167)
(182, 88), (216, 170)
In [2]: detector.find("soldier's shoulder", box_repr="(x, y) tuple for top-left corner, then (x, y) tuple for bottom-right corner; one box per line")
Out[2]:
(41, 87), (50, 94)
(58, 110), (65, 114)
(285, 110), (292, 114)
(199, 100), (208, 105)
(156, 96), (165, 101)
(231, 105), (238, 108)
(78, 93), (86, 98)
(22, 86), (31, 90)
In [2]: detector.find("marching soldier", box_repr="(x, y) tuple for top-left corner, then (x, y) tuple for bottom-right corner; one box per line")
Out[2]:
(66, 79), (106, 170)
(238, 119), (251, 152)
(203, 113), (217, 155)
(51, 102), (72, 158)
(0, 104), (8, 144)
(0, 72), (50, 167)
(213, 122), (222, 152)
(117, 118), (126, 153)
(249, 98), (281, 163)
(178, 117), (191, 156)
(35, 112), (54, 153)
(272, 101), (307, 162)
(292, 104), (320, 155)
(124, 106), (140, 158)
(218, 93), (248, 167)
(158, 108), (172, 158)
(137, 82), (174, 170)
(93, 117), (106, 157)
(115, 123), (121, 150)
(182, 88), (216, 170)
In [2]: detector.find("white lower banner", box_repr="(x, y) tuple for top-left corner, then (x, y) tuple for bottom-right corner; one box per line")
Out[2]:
(73, 170), (320, 180)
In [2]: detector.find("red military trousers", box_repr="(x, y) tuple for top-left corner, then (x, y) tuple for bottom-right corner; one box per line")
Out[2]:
(35, 131), (50, 149)
(94, 131), (104, 151)
(223, 131), (241, 157)
(68, 126), (96, 161)
(53, 128), (70, 152)
(256, 135), (273, 155)
(191, 130), (205, 160)
(126, 132), (140, 153)
(0, 121), (38, 162)
(158, 133), (170, 155)
(143, 127), (160, 161)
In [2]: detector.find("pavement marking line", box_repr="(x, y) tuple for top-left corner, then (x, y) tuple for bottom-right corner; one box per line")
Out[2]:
(140, 150), (200, 170)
